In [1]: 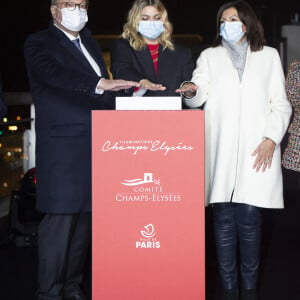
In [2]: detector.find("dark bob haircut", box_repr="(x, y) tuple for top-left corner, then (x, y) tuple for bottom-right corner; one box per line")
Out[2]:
(213, 0), (265, 51)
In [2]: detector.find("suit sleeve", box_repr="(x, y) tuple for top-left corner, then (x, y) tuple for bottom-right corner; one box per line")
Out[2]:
(24, 34), (102, 97)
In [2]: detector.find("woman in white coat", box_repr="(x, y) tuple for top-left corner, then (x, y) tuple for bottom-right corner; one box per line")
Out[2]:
(177, 1), (292, 299)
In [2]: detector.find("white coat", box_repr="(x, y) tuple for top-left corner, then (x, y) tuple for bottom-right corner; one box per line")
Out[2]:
(185, 45), (292, 208)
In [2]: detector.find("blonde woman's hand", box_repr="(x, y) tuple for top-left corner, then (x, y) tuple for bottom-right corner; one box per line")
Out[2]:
(251, 138), (276, 172)
(139, 79), (166, 91)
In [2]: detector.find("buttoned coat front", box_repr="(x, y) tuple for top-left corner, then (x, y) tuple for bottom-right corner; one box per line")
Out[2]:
(185, 45), (292, 208)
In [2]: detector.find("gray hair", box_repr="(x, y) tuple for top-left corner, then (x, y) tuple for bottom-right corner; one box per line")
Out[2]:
(51, 0), (89, 5)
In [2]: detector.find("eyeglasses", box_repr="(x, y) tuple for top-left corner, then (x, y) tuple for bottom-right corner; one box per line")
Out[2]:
(55, 2), (88, 11)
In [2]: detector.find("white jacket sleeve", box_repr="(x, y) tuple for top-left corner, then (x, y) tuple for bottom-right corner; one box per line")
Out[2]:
(263, 49), (292, 145)
(184, 50), (210, 108)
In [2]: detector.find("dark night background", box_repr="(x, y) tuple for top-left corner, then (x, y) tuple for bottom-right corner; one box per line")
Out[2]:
(0, 0), (299, 92)
(0, 2), (300, 299)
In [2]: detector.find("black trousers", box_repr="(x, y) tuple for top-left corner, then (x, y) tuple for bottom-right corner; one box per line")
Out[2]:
(213, 203), (261, 290)
(37, 213), (91, 300)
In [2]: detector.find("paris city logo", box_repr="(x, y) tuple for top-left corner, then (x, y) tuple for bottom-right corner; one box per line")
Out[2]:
(136, 224), (161, 249)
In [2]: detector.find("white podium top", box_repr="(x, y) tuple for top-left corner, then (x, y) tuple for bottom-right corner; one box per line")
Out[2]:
(116, 96), (182, 110)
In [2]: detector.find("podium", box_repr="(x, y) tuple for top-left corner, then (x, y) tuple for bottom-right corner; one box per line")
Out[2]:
(92, 97), (205, 299)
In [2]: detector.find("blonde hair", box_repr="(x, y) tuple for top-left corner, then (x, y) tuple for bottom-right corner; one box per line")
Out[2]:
(122, 0), (174, 51)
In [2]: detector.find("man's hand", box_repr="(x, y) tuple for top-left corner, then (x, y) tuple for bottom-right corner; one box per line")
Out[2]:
(98, 78), (139, 91)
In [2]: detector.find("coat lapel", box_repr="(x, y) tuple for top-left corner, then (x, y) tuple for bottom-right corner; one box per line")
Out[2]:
(49, 24), (107, 77)
(135, 46), (156, 82)
(80, 30), (109, 78)
(157, 45), (169, 82)
(241, 46), (251, 83)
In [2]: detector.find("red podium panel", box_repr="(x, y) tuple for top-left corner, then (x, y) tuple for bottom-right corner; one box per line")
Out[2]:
(92, 110), (205, 300)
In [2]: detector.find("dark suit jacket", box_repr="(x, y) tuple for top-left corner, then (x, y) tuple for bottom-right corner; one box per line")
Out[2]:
(24, 23), (114, 213)
(110, 38), (194, 98)
(0, 74), (7, 118)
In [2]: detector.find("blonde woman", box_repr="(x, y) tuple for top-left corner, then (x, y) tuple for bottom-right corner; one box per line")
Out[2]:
(110, 0), (194, 98)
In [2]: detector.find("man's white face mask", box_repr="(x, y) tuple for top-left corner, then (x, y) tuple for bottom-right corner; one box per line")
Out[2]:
(60, 7), (88, 32)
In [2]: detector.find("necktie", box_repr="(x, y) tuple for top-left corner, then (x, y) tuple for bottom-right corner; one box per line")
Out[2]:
(72, 38), (83, 53)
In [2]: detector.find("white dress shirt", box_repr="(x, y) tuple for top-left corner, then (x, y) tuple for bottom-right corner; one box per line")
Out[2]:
(54, 24), (104, 94)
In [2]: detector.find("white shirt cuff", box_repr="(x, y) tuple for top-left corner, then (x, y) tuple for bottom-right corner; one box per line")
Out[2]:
(95, 78), (104, 94)
(133, 87), (147, 97)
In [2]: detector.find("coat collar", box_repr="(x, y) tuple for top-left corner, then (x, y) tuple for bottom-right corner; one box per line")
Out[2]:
(135, 44), (157, 82)
(219, 44), (251, 83)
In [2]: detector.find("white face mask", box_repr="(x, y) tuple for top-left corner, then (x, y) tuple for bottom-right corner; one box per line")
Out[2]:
(60, 7), (88, 32)
(138, 20), (164, 40)
(220, 21), (244, 43)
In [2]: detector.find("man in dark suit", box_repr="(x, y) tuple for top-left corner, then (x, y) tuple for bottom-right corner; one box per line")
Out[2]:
(24, 1), (138, 299)
(0, 73), (7, 118)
